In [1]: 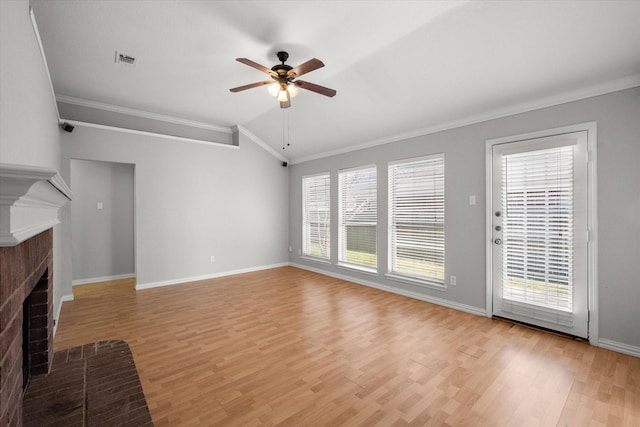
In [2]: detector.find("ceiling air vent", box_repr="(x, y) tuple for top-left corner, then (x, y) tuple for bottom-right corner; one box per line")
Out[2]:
(115, 51), (136, 67)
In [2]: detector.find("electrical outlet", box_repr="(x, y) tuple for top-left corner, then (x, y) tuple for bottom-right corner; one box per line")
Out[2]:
(97, 202), (103, 210)
(289, 245), (292, 252)
(210, 256), (215, 263)
(450, 275), (457, 286)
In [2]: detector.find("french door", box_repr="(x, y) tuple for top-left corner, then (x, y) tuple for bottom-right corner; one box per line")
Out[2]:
(490, 130), (589, 338)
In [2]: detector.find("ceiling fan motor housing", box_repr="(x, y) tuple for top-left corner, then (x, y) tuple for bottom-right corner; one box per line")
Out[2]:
(276, 51), (289, 63)
(272, 51), (293, 79)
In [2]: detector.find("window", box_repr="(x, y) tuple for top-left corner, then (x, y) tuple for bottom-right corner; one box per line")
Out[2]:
(388, 154), (445, 285)
(302, 173), (330, 260)
(338, 165), (377, 270)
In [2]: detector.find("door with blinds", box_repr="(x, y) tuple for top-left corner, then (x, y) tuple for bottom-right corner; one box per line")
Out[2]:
(491, 131), (588, 338)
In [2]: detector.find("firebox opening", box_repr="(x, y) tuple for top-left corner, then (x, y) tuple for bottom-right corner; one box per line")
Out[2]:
(22, 294), (31, 390)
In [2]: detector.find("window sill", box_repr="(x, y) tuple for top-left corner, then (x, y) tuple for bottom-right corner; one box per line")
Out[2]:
(337, 263), (378, 276)
(385, 273), (447, 291)
(300, 255), (331, 265)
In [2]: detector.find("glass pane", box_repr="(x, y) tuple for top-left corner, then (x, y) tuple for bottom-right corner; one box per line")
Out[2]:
(389, 156), (445, 283)
(501, 146), (573, 311)
(303, 174), (330, 259)
(339, 166), (377, 268)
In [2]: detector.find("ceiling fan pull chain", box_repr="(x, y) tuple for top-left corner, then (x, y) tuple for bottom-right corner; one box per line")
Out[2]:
(287, 109), (291, 148)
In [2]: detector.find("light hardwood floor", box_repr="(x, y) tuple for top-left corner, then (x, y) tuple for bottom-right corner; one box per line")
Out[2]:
(55, 267), (640, 426)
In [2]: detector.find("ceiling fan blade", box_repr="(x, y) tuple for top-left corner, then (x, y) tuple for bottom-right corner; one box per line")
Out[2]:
(229, 81), (273, 93)
(236, 58), (276, 76)
(287, 58), (324, 78)
(294, 80), (337, 97)
(280, 90), (291, 108)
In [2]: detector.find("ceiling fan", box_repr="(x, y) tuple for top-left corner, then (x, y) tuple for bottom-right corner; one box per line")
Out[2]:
(230, 51), (336, 108)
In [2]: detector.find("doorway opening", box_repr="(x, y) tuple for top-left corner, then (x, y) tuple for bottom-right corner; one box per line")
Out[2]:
(70, 159), (136, 288)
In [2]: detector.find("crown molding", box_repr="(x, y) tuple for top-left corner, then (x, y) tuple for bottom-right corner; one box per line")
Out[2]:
(290, 74), (640, 164)
(235, 125), (289, 163)
(56, 95), (232, 134)
(55, 74), (639, 166)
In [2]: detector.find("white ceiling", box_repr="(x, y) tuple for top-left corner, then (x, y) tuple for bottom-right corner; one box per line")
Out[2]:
(31, 1), (640, 163)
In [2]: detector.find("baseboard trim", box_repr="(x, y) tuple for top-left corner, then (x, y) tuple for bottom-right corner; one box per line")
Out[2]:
(72, 273), (136, 286)
(598, 338), (640, 358)
(54, 293), (74, 336)
(135, 263), (290, 290)
(290, 263), (486, 317)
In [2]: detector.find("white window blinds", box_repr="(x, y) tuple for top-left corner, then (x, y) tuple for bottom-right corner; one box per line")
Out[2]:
(302, 173), (330, 259)
(338, 165), (377, 270)
(501, 146), (574, 313)
(388, 155), (445, 284)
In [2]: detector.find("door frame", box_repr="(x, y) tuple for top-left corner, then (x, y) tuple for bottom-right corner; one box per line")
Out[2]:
(485, 122), (598, 345)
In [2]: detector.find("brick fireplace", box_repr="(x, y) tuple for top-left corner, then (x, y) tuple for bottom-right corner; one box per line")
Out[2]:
(0, 229), (54, 426)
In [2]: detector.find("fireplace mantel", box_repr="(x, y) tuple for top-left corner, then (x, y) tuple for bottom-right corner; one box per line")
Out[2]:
(0, 163), (72, 247)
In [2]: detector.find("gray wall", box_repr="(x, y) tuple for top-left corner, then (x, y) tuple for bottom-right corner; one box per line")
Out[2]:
(289, 87), (640, 349)
(70, 159), (135, 282)
(59, 126), (289, 297)
(0, 0), (68, 320)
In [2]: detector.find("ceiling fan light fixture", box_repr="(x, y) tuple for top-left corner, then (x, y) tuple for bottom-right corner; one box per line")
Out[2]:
(268, 82), (280, 96)
(287, 83), (298, 98)
(277, 89), (289, 102)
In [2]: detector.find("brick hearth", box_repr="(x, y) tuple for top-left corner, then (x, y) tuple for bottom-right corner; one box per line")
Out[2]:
(0, 229), (54, 426)
(22, 340), (153, 426)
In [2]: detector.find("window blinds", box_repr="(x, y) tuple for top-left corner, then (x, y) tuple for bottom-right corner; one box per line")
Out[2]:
(388, 155), (445, 284)
(302, 173), (330, 259)
(501, 146), (574, 315)
(338, 166), (377, 269)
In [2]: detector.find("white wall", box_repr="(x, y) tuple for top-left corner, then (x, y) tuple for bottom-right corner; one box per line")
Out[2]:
(289, 87), (640, 351)
(0, 0), (68, 322)
(70, 159), (135, 282)
(59, 127), (289, 297)
(0, 0), (60, 170)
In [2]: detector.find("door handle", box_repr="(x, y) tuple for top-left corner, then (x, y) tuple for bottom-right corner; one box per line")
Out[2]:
(494, 238), (502, 245)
